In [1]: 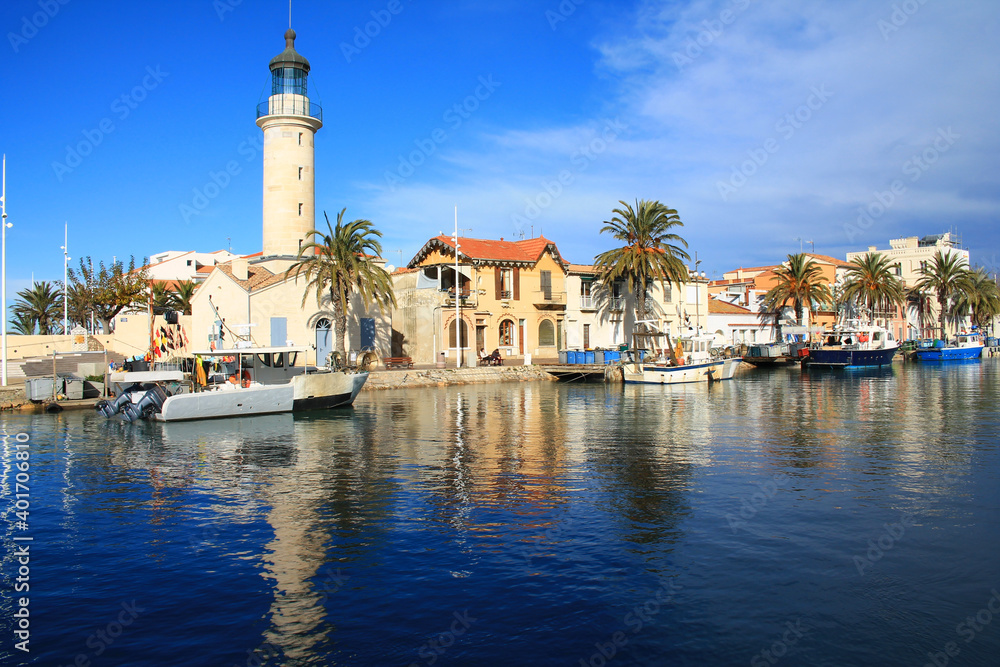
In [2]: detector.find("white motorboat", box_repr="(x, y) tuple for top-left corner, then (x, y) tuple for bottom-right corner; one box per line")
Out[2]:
(622, 324), (742, 384)
(97, 346), (369, 422)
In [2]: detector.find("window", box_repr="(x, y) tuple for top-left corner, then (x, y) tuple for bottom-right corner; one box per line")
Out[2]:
(499, 269), (512, 299)
(298, 203), (303, 216)
(298, 167), (303, 181)
(499, 320), (516, 346)
(538, 320), (555, 346)
(540, 270), (552, 300)
(449, 319), (468, 348)
(298, 133), (303, 146)
(663, 284), (672, 302)
(271, 67), (308, 96)
(557, 320), (563, 349)
(583, 324), (591, 349)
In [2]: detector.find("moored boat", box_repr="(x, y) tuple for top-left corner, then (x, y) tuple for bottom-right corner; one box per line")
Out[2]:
(914, 331), (984, 361)
(96, 346), (370, 422)
(622, 324), (741, 384)
(805, 321), (898, 368)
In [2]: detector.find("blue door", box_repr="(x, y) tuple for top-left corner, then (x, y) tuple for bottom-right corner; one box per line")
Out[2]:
(360, 318), (375, 350)
(270, 317), (287, 347)
(315, 319), (332, 365)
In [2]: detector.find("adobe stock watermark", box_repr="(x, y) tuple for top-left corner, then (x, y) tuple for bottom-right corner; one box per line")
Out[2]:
(750, 618), (808, 667)
(7, 0), (71, 53)
(716, 85), (833, 202)
(877, 0), (932, 41)
(340, 0), (410, 63)
(851, 513), (917, 576)
(213, 0), (242, 21)
(672, 0), (753, 70)
(58, 600), (145, 667)
(407, 610), (477, 666)
(726, 472), (789, 534)
(920, 588), (1000, 667)
(546, 0), (584, 31)
(383, 75), (501, 191)
(576, 579), (682, 666)
(51, 65), (170, 182)
(179, 133), (265, 223)
(509, 117), (628, 235)
(843, 127), (959, 242)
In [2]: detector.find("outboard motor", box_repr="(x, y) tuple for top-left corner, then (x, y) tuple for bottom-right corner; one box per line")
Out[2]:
(120, 385), (168, 423)
(95, 384), (144, 418)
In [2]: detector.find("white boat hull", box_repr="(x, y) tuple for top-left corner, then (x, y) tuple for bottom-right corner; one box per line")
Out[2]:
(623, 358), (741, 384)
(153, 371), (367, 422)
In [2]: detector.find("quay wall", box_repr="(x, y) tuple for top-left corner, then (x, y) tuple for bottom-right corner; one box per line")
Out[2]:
(363, 366), (557, 391)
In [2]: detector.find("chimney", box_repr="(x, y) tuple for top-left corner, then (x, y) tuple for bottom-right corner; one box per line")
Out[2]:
(231, 258), (248, 281)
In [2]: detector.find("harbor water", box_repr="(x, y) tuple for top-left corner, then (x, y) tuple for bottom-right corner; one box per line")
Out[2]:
(2, 360), (999, 666)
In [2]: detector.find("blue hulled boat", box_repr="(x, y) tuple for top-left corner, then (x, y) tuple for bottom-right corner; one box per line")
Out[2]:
(805, 321), (899, 368)
(915, 331), (984, 361)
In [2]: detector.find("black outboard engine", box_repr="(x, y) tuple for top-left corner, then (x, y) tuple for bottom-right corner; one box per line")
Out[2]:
(120, 385), (169, 423)
(95, 384), (144, 418)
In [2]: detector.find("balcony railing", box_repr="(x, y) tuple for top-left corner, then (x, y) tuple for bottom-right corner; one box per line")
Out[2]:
(609, 297), (625, 311)
(533, 291), (566, 308)
(256, 98), (323, 122)
(444, 288), (476, 308)
(499, 290), (512, 300)
(580, 295), (595, 310)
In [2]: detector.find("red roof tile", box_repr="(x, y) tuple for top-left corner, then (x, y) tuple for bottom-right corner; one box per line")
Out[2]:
(709, 299), (751, 314)
(413, 235), (566, 267)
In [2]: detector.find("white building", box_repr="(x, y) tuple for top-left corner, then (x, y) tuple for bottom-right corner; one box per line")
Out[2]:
(146, 250), (238, 282)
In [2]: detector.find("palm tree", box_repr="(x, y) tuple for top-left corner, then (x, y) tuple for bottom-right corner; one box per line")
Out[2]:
(151, 282), (178, 310)
(839, 252), (905, 324)
(9, 311), (35, 335)
(915, 250), (969, 339)
(953, 267), (1000, 331)
(905, 285), (934, 339)
(286, 209), (396, 356)
(173, 280), (197, 315)
(66, 283), (93, 331)
(12, 281), (63, 335)
(760, 253), (833, 339)
(594, 199), (689, 336)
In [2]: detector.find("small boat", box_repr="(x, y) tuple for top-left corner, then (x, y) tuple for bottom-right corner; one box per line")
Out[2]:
(805, 321), (899, 368)
(914, 331), (984, 361)
(622, 324), (741, 384)
(741, 342), (811, 367)
(96, 346), (370, 422)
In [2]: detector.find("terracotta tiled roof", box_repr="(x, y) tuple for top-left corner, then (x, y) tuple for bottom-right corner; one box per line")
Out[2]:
(709, 299), (751, 314)
(411, 235), (566, 268)
(215, 264), (285, 291)
(805, 252), (852, 268)
(392, 266), (419, 275)
(241, 251), (264, 259)
(566, 263), (598, 274)
(196, 265), (216, 275)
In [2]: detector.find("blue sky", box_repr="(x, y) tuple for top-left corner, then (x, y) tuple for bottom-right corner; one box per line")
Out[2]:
(2, 0), (998, 299)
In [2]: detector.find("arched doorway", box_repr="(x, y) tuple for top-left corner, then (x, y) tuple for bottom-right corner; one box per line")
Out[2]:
(315, 318), (332, 366)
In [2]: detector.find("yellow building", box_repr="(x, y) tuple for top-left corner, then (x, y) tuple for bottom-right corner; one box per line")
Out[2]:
(392, 235), (568, 365)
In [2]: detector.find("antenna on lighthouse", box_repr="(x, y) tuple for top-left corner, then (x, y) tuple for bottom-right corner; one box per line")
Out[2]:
(289, 0), (292, 28)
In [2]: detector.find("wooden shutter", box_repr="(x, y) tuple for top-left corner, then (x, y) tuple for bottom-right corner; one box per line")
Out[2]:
(513, 267), (520, 300)
(541, 271), (551, 300)
(495, 267), (502, 300)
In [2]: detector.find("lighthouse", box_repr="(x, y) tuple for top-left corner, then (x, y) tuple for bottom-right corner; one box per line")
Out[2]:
(256, 29), (323, 260)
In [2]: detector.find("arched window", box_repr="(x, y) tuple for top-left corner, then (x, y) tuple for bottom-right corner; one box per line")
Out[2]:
(538, 319), (555, 346)
(499, 320), (516, 346)
(449, 318), (468, 348)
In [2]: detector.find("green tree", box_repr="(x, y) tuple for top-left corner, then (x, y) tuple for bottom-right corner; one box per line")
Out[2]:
(905, 284), (934, 339)
(66, 282), (93, 331)
(594, 199), (689, 336)
(839, 252), (905, 323)
(915, 250), (969, 339)
(151, 282), (178, 310)
(68, 256), (150, 334)
(173, 280), (197, 316)
(9, 310), (35, 335)
(760, 253), (833, 339)
(953, 266), (1000, 331)
(12, 281), (63, 335)
(286, 209), (396, 356)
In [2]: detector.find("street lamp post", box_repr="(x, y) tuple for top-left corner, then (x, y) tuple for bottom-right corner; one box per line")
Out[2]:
(453, 206), (461, 369)
(61, 222), (70, 334)
(1, 155), (10, 387)
(693, 251), (702, 331)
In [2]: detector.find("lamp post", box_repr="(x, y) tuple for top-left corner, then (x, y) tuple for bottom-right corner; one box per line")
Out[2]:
(1, 155), (10, 387)
(453, 206), (461, 369)
(693, 251), (702, 331)
(61, 222), (70, 334)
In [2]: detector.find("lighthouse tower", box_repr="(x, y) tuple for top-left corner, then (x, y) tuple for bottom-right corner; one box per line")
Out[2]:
(256, 29), (323, 260)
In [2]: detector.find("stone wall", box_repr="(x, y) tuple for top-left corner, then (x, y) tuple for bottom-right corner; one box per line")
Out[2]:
(363, 365), (557, 391)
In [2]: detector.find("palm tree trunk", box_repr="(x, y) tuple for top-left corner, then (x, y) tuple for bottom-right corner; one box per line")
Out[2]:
(938, 294), (947, 339)
(332, 286), (347, 355)
(636, 284), (646, 337)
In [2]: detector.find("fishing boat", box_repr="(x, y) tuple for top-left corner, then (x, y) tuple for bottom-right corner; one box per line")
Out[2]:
(96, 346), (371, 422)
(804, 321), (899, 368)
(914, 330), (984, 361)
(622, 324), (742, 384)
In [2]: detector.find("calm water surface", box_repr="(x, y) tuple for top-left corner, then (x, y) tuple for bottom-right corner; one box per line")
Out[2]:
(1, 361), (999, 666)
